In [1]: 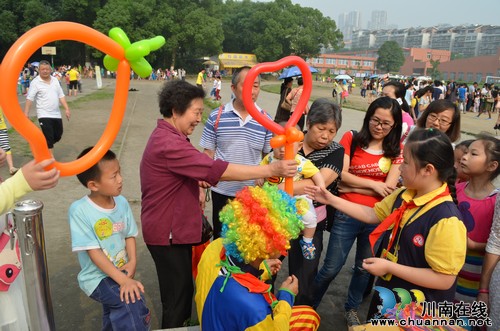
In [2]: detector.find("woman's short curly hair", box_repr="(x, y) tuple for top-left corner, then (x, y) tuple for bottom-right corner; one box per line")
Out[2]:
(158, 80), (205, 118)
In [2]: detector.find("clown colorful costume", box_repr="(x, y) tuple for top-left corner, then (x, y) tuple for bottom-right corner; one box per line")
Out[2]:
(195, 239), (320, 331)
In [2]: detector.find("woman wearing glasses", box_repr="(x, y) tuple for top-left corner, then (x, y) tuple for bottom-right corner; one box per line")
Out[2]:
(416, 99), (461, 143)
(313, 97), (403, 327)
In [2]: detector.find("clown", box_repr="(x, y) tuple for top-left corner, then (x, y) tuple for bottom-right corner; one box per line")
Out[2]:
(195, 183), (320, 331)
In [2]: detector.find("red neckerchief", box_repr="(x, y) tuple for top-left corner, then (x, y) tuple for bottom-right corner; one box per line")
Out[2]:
(369, 187), (450, 256)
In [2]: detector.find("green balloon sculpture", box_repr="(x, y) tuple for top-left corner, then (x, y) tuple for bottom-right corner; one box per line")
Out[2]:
(103, 27), (166, 78)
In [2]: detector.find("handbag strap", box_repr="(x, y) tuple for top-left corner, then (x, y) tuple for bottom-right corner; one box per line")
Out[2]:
(213, 105), (224, 132)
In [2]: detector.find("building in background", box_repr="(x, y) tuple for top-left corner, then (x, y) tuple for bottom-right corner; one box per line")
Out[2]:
(351, 25), (500, 57)
(306, 52), (376, 77)
(218, 53), (258, 74)
(399, 48), (451, 76)
(368, 11), (387, 30)
(438, 48), (500, 82)
(338, 11), (362, 41)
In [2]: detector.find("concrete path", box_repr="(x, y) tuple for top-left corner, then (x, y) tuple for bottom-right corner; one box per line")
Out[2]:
(3, 76), (497, 330)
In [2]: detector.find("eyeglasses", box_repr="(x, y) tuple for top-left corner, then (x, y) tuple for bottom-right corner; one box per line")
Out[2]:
(427, 113), (452, 126)
(369, 118), (394, 131)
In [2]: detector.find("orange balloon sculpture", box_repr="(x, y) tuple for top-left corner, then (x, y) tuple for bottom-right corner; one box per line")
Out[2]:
(242, 56), (311, 195)
(0, 22), (164, 177)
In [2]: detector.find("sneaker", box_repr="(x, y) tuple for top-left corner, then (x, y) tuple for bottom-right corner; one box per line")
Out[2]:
(300, 239), (316, 260)
(9, 167), (19, 175)
(344, 309), (361, 327)
(494, 125), (499, 130)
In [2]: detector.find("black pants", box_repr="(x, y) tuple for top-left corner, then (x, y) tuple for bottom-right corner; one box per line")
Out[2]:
(297, 114), (306, 131)
(287, 221), (326, 306)
(147, 244), (193, 328)
(211, 191), (234, 239)
(38, 118), (63, 149)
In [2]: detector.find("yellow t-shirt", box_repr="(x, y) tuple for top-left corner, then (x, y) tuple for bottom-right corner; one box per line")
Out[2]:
(374, 184), (466, 275)
(196, 71), (204, 85)
(261, 153), (319, 184)
(68, 68), (79, 81)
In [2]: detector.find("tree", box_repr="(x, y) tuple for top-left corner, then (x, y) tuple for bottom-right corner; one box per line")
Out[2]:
(377, 41), (405, 73)
(221, 0), (342, 62)
(428, 59), (441, 80)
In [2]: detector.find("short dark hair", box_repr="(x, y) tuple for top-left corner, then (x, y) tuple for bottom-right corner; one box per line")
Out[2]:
(306, 98), (342, 130)
(76, 147), (117, 187)
(39, 60), (50, 67)
(416, 99), (461, 142)
(231, 66), (260, 86)
(158, 80), (205, 118)
(232, 66), (250, 86)
(355, 96), (402, 158)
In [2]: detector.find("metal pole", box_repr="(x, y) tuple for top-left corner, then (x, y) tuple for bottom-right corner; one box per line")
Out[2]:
(12, 200), (55, 331)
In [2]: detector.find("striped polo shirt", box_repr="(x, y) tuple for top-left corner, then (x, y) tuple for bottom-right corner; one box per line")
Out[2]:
(199, 101), (272, 196)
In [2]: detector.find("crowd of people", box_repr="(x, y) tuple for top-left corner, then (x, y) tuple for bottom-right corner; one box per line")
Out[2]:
(1, 64), (500, 331)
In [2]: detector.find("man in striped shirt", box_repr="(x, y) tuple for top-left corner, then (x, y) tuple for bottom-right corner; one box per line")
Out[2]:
(200, 66), (272, 239)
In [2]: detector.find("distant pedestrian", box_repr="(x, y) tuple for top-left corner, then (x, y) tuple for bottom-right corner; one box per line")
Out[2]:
(457, 83), (467, 114)
(196, 68), (206, 89)
(215, 75), (222, 100)
(24, 60), (71, 152)
(67, 66), (80, 97)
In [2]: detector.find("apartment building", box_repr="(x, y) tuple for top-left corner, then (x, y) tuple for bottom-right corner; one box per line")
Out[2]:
(351, 25), (500, 57)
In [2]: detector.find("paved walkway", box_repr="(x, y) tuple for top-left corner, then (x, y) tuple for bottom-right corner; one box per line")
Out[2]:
(3, 77), (498, 330)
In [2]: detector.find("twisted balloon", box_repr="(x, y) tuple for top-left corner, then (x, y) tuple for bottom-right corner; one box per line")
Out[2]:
(103, 27), (165, 78)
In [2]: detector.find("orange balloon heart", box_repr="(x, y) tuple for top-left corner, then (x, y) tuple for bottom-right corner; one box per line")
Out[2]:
(242, 56), (312, 194)
(0, 22), (130, 177)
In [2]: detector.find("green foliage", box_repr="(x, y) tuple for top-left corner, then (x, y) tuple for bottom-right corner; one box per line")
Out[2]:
(1, 0), (342, 72)
(377, 41), (405, 73)
(428, 59), (441, 80)
(221, 0), (342, 62)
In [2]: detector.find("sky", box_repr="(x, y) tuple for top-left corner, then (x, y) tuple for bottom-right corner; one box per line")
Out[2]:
(260, 0), (498, 29)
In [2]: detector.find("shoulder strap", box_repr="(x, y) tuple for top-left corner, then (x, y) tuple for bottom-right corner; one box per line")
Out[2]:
(213, 105), (224, 132)
(349, 130), (358, 162)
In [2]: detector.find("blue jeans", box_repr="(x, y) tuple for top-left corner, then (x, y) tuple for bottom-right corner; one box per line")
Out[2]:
(313, 211), (378, 311)
(90, 277), (151, 331)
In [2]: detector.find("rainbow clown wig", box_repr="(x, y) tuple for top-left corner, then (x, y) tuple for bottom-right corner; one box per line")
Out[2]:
(219, 183), (304, 264)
